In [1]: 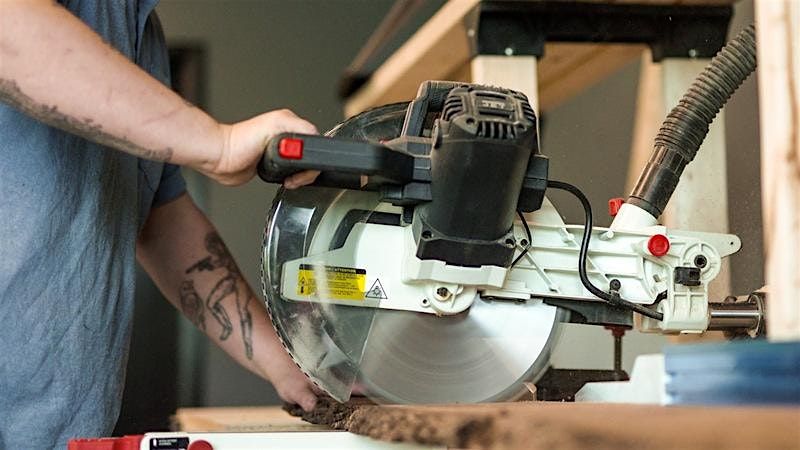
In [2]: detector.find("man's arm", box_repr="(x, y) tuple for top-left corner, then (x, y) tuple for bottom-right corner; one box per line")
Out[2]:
(137, 193), (318, 411)
(0, 1), (317, 186)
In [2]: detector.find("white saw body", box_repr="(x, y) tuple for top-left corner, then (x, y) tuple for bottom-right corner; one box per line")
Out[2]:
(278, 195), (739, 332)
(258, 82), (749, 405)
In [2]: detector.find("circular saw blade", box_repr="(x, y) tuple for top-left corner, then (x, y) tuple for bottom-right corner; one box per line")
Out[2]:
(263, 187), (564, 404)
(357, 298), (563, 404)
(261, 103), (564, 404)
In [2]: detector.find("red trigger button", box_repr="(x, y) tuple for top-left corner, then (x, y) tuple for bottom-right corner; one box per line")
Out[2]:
(278, 138), (303, 159)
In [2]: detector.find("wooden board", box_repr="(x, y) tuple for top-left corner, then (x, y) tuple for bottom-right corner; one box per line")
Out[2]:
(173, 406), (329, 432)
(287, 399), (800, 450)
(470, 55), (539, 110)
(755, 0), (800, 341)
(344, 0), (735, 117)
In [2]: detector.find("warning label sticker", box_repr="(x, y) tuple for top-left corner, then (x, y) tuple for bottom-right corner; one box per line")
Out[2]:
(297, 264), (366, 301)
(365, 278), (388, 300)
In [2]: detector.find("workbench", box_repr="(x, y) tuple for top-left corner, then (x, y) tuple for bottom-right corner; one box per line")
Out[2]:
(174, 402), (800, 449)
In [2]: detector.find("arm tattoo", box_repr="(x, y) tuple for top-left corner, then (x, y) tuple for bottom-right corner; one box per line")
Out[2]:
(184, 231), (254, 359)
(0, 78), (174, 162)
(179, 280), (206, 332)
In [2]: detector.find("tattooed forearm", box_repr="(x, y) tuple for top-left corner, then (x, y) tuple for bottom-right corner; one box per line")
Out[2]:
(0, 78), (174, 162)
(183, 231), (255, 359)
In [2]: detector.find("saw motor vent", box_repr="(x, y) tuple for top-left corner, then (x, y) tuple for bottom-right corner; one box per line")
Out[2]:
(440, 87), (535, 141)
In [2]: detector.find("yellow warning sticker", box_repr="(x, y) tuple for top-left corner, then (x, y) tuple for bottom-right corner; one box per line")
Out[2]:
(297, 264), (366, 301)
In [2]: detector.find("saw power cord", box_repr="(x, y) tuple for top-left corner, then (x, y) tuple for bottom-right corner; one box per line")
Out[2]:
(510, 210), (533, 268)
(546, 180), (665, 321)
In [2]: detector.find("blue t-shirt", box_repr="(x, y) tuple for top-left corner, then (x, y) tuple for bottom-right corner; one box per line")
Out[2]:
(0, 1), (185, 448)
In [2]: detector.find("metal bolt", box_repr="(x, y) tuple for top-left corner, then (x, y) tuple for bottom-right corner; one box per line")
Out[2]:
(694, 254), (708, 268)
(609, 279), (622, 291)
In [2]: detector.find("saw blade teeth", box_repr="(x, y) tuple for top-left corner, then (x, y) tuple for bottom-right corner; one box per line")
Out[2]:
(261, 203), (337, 400)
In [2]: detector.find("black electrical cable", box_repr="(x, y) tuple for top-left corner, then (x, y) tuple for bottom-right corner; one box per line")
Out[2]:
(547, 179), (665, 321)
(510, 210), (532, 268)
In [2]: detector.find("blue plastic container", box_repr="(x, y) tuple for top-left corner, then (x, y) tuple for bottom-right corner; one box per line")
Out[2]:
(664, 340), (800, 406)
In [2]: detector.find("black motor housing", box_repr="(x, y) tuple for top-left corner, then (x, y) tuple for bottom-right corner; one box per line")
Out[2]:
(258, 81), (548, 269)
(414, 85), (545, 267)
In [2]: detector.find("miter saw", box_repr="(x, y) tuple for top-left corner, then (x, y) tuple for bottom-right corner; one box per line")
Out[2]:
(257, 77), (763, 405)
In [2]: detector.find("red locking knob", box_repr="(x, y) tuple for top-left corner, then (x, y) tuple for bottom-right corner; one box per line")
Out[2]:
(608, 197), (624, 217)
(647, 234), (670, 257)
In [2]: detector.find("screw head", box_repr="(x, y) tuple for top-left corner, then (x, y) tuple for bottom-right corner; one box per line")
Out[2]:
(694, 254), (708, 268)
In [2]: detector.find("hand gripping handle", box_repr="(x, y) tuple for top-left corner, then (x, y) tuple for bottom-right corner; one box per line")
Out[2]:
(258, 133), (415, 188)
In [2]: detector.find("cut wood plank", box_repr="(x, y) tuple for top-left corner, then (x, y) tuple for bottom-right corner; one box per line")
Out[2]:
(755, 0), (800, 341)
(173, 406), (329, 432)
(287, 399), (800, 450)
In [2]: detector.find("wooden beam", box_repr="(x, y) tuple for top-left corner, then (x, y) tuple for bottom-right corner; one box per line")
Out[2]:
(626, 50), (664, 194)
(343, 0), (480, 118)
(537, 43), (644, 111)
(470, 55), (539, 111)
(288, 399), (800, 450)
(445, 43), (644, 113)
(755, 0), (800, 341)
(343, 0), (735, 118)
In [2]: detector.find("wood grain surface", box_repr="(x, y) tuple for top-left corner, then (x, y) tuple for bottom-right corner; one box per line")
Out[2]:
(287, 398), (800, 450)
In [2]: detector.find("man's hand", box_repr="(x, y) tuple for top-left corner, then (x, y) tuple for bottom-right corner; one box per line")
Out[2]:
(256, 330), (321, 411)
(210, 109), (320, 187)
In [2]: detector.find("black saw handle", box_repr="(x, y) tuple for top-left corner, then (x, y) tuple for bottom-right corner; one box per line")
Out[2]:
(258, 133), (414, 189)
